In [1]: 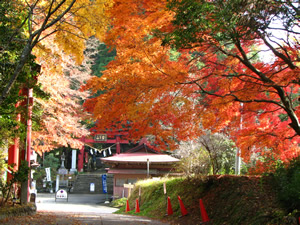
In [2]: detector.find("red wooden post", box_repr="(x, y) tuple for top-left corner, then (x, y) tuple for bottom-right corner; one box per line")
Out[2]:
(7, 140), (19, 182)
(7, 102), (21, 182)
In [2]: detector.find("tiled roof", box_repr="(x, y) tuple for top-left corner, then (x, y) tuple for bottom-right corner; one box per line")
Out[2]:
(101, 152), (179, 164)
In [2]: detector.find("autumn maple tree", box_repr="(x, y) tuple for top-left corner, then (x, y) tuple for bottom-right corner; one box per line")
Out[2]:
(160, 0), (300, 163)
(0, 0), (113, 151)
(31, 37), (97, 153)
(0, 0), (112, 105)
(0, 0), (115, 205)
(83, 0), (299, 169)
(83, 0), (191, 148)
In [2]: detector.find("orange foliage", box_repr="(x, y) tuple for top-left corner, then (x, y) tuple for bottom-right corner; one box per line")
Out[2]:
(19, 0), (114, 153)
(83, 0), (299, 165)
(31, 38), (103, 154)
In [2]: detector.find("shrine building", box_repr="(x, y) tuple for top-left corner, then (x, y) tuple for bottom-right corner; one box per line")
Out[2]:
(101, 142), (180, 198)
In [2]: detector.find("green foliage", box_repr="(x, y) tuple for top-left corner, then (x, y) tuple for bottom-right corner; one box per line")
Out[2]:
(81, 42), (117, 127)
(271, 156), (300, 212)
(0, 1), (46, 147)
(14, 161), (30, 183)
(0, 150), (6, 177)
(0, 0), (32, 92)
(110, 197), (127, 208)
(91, 43), (116, 78)
(168, 48), (181, 61)
(33, 153), (59, 190)
(43, 153), (60, 169)
(177, 133), (236, 176)
(32, 168), (46, 185)
(0, 160), (30, 206)
(116, 177), (203, 218)
(177, 146), (211, 175)
(115, 176), (293, 224)
(163, 0), (297, 48)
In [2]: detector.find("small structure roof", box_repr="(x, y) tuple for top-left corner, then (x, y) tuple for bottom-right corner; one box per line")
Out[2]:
(101, 152), (179, 164)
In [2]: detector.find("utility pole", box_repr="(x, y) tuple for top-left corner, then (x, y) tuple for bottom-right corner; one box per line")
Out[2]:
(235, 103), (243, 175)
(235, 148), (241, 175)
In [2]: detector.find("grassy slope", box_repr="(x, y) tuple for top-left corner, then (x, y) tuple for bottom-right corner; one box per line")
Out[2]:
(115, 175), (298, 225)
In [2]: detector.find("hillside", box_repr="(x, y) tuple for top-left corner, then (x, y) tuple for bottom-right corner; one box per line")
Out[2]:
(115, 175), (299, 225)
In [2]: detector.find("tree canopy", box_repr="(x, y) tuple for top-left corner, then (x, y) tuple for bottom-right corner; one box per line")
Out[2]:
(83, 0), (299, 167)
(0, 0), (112, 152)
(161, 0), (300, 162)
(0, 0), (112, 105)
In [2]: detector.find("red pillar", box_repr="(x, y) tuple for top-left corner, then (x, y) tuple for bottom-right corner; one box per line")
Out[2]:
(7, 104), (21, 182)
(7, 137), (19, 180)
(78, 146), (84, 172)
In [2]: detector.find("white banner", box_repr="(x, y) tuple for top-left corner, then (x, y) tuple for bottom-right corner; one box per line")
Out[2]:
(45, 167), (51, 182)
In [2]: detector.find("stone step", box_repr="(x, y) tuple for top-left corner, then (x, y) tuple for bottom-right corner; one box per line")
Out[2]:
(72, 173), (113, 194)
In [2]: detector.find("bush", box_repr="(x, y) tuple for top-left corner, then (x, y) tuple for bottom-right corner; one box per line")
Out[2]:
(110, 197), (127, 208)
(272, 156), (300, 212)
(33, 153), (59, 192)
(0, 160), (29, 206)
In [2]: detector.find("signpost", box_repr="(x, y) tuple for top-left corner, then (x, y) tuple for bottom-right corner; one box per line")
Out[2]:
(123, 183), (134, 197)
(55, 189), (68, 202)
(138, 186), (142, 204)
(163, 182), (168, 214)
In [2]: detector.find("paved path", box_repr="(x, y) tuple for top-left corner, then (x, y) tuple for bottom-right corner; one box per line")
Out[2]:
(0, 193), (170, 225)
(36, 193), (117, 214)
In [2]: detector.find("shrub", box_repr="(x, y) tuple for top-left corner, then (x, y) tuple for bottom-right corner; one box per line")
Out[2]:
(272, 156), (300, 212)
(0, 160), (29, 206)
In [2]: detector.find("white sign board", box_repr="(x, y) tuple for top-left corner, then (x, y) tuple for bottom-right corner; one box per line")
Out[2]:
(55, 189), (68, 201)
(90, 183), (95, 192)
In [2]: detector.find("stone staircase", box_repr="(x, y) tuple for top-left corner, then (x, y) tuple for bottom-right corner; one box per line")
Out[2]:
(72, 172), (113, 194)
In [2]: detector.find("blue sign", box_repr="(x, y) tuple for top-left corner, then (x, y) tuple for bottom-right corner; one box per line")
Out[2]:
(102, 174), (107, 194)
